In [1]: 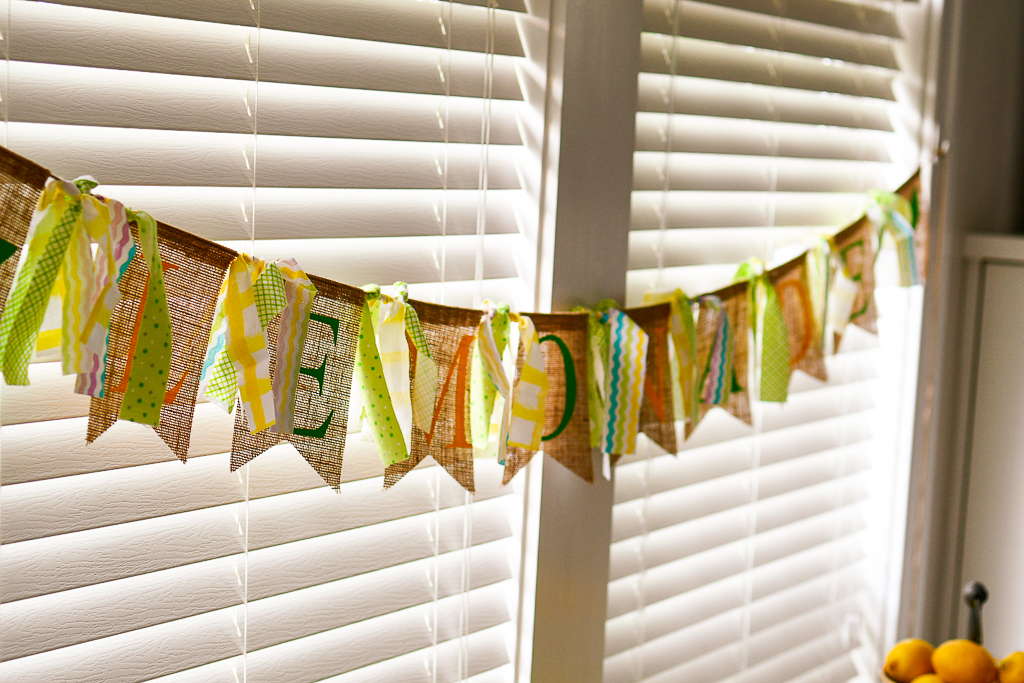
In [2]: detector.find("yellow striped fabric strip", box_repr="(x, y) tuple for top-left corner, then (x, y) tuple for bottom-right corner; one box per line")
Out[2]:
(507, 315), (549, 451)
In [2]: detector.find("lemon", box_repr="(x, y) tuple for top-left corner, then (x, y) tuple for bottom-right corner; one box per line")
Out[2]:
(912, 675), (945, 683)
(932, 639), (998, 683)
(885, 639), (936, 682)
(999, 652), (1024, 683)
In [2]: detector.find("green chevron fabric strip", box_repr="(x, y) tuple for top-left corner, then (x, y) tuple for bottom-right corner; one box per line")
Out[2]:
(120, 211), (173, 425)
(0, 178), (81, 386)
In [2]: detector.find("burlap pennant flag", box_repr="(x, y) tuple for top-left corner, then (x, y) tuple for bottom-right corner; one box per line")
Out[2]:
(695, 282), (751, 426)
(831, 217), (877, 345)
(503, 313), (592, 484)
(88, 221), (236, 460)
(770, 255), (828, 383)
(384, 300), (479, 493)
(0, 147), (49, 318)
(626, 302), (677, 455)
(230, 277), (363, 489)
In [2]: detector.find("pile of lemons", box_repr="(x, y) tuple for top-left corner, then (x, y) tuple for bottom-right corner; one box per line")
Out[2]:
(884, 639), (1024, 683)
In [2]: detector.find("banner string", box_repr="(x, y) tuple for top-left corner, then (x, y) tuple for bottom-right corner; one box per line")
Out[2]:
(0, 0), (8, 660)
(654, 0), (681, 293)
(435, 0), (453, 306)
(238, 3), (260, 681)
(638, 2), (681, 677)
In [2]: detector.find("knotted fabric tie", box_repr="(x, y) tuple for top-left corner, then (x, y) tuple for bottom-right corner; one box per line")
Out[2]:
(868, 189), (919, 287)
(697, 295), (734, 408)
(74, 198), (136, 397)
(0, 177), (129, 386)
(644, 289), (698, 426)
(269, 259), (317, 435)
(119, 211), (173, 425)
(199, 254), (276, 432)
(474, 307), (513, 462)
(506, 314), (549, 452)
(471, 303), (510, 452)
(735, 259), (791, 403)
(355, 290), (408, 466)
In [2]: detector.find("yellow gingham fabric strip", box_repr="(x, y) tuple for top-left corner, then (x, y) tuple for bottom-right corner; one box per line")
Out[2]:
(199, 254), (277, 432)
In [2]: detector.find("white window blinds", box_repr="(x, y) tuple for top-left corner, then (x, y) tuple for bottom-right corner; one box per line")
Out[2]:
(0, 0), (538, 681)
(610, 1), (928, 682)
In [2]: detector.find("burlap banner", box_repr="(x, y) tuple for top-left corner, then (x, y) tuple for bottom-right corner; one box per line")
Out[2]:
(770, 254), (828, 383)
(230, 276), (363, 490)
(88, 222), (236, 460)
(0, 148), (49, 317)
(385, 300), (480, 493)
(503, 312), (592, 484)
(626, 302), (677, 455)
(831, 216), (878, 345)
(695, 281), (751, 427)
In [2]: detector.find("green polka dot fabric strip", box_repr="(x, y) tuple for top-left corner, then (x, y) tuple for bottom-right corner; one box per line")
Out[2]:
(120, 211), (173, 426)
(354, 300), (409, 466)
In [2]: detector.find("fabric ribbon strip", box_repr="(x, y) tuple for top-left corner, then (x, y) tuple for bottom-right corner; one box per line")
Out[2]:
(374, 294), (413, 449)
(735, 259), (791, 403)
(354, 296), (408, 466)
(402, 287), (439, 433)
(868, 190), (919, 287)
(74, 199), (136, 397)
(576, 301), (613, 449)
(471, 304), (510, 452)
(199, 254), (277, 432)
(269, 259), (317, 435)
(474, 309), (514, 462)
(697, 295), (733, 408)
(506, 314), (549, 452)
(644, 289), (698, 426)
(600, 306), (648, 456)
(0, 177), (87, 385)
(118, 211), (173, 425)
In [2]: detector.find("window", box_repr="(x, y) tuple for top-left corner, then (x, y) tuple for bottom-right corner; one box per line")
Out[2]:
(607, 1), (932, 681)
(0, 0), (541, 680)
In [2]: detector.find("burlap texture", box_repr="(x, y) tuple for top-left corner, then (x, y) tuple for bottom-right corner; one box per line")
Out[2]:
(696, 282), (752, 427)
(626, 302), (677, 455)
(230, 276), (363, 490)
(832, 216), (878, 339)
(385, 300), (479, 493)
(770, 255), (828, 383)
(504, 312), (593, 485)
(88, 221), (236, 460)
(0, 147), (51, 316)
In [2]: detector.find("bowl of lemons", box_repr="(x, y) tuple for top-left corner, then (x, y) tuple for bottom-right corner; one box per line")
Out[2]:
(882, 638), (1023, 683)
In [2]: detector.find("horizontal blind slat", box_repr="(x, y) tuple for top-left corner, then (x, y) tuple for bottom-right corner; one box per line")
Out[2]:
(11, 1), (523, 100)
(636, 74), (894, 130)
(693, 0), (901, 38)
(0, 582), (510, 683)
(2, 473), (511, 602)
(2, 539), (511, 661)
(9, 124), (522, 190)
(34, 0), (526, 54)
(5, 62), (523, 145)
(640, 34), (896, 101)
(645, 0), (900, 69)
